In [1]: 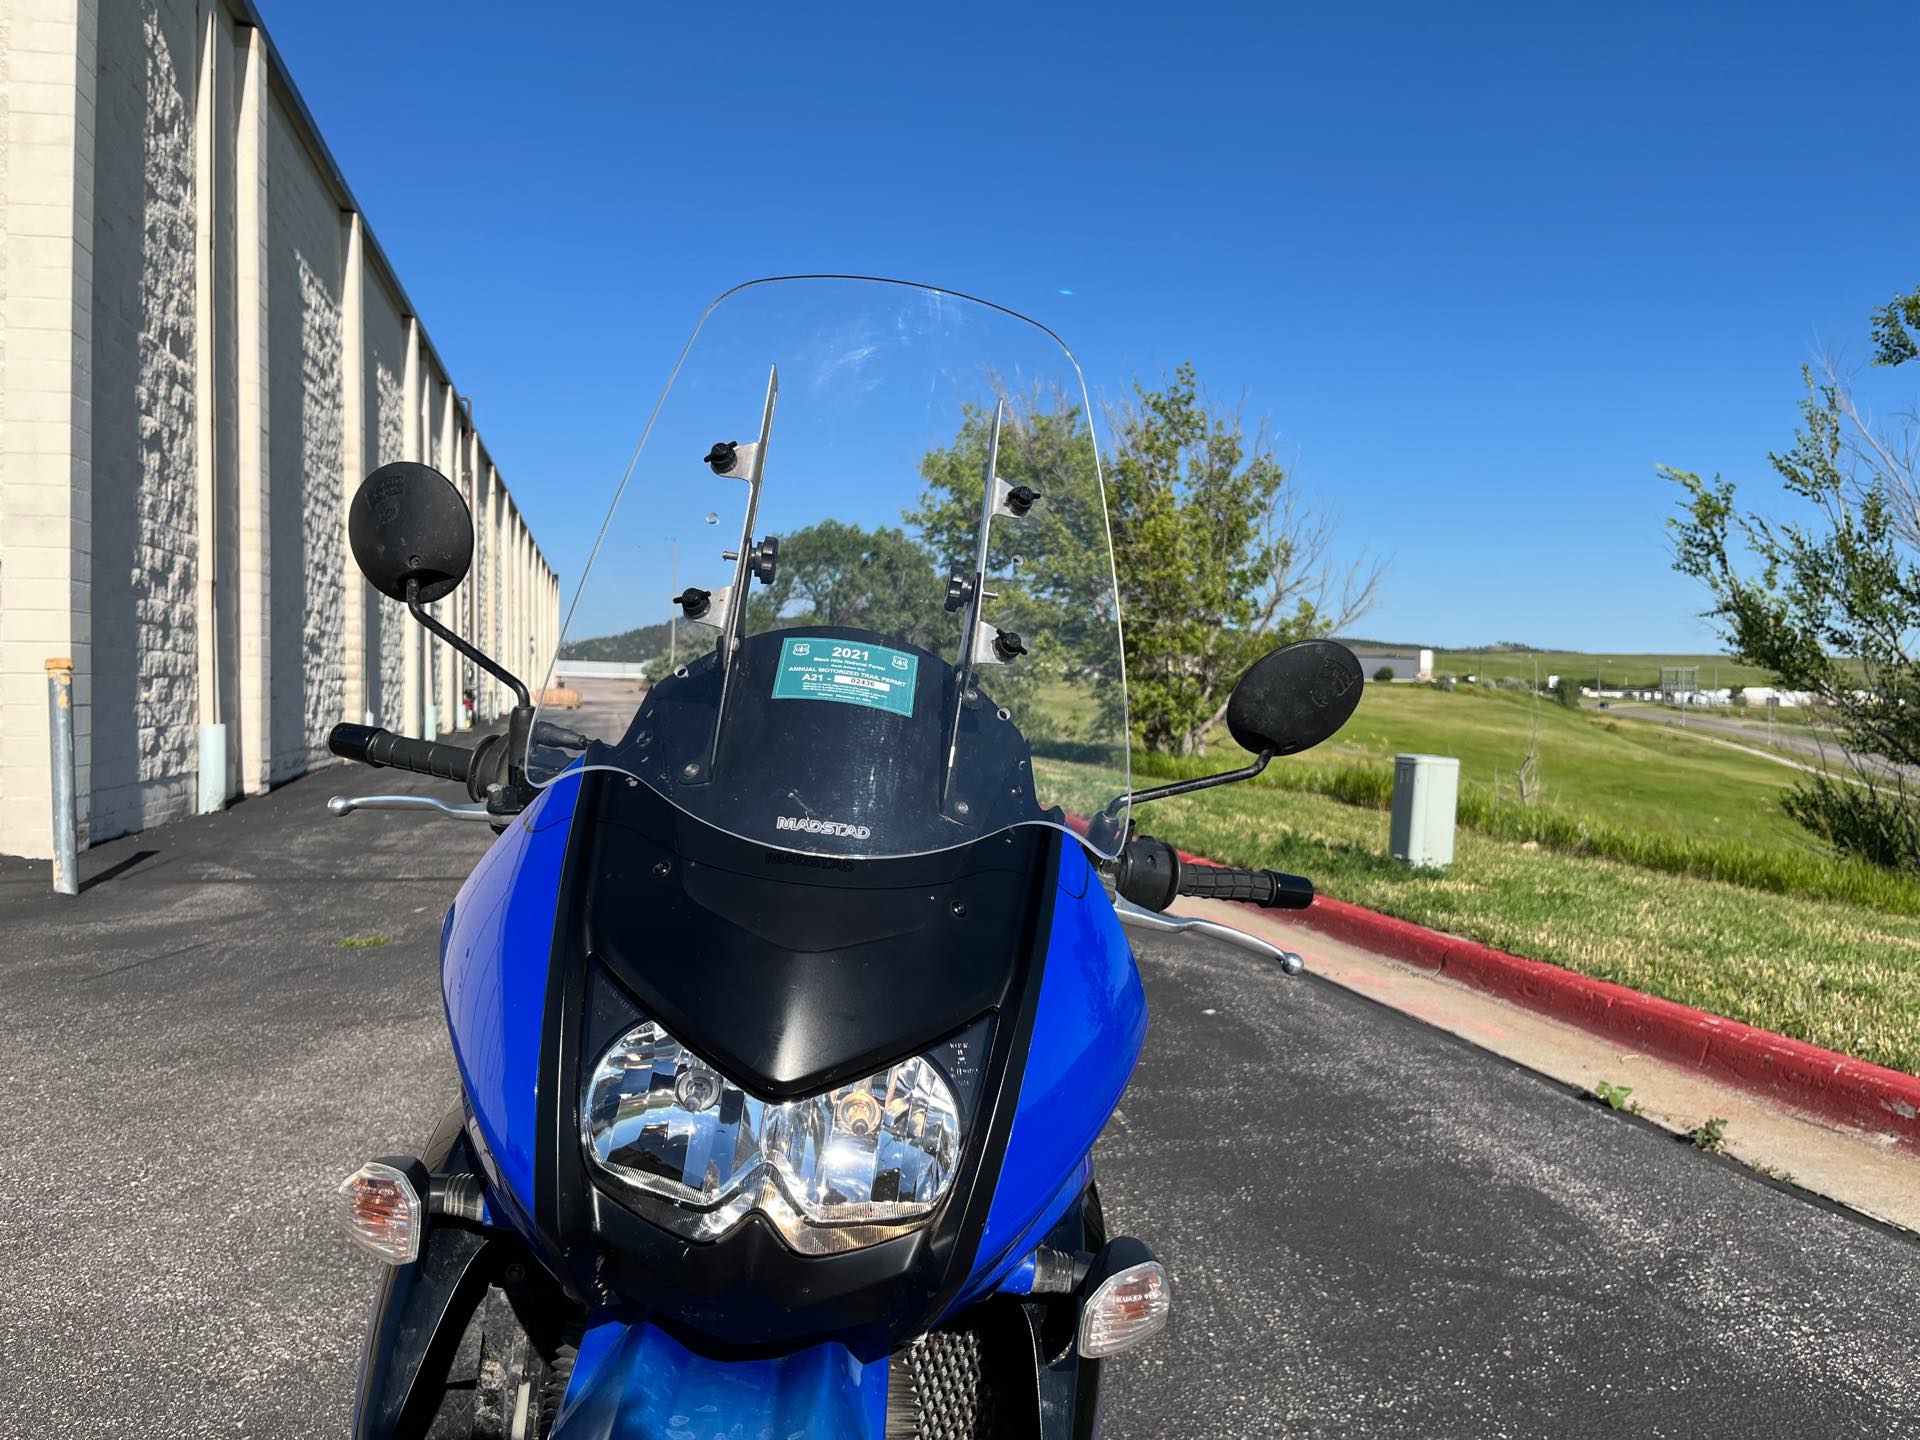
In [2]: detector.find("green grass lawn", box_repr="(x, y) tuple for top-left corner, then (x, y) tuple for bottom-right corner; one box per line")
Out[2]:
(1116, 778), (1920, 1076)
(1302, 683), (1825, 852)
(1031, 676), (1920, 1074)
(1036, 667), (1829, 858)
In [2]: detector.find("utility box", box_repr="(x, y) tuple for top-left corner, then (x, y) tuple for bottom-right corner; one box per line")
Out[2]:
(1390, 754), (1459, 868)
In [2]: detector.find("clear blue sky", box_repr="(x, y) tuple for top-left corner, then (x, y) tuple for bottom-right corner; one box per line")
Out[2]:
(257, 0), (1920, 652)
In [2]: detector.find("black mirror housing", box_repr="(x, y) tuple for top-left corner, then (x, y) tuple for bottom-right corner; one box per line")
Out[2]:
(348, 462), (474, 603)
(1225, 638), (1365, 756)
(1105, 638), (1367, 821)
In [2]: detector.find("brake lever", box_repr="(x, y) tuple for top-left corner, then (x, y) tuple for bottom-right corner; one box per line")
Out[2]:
(327, 794), (495, 822)
(1111, 895), (1307, 976)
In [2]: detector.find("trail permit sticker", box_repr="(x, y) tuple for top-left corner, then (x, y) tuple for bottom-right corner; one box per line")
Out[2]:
(772, 638), (918, 718)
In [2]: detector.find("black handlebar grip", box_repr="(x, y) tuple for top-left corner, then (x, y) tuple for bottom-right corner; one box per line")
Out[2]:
(327, 722), (477, 787)
(1268, 871), (1316, 909)
(327, 722), (379, 765)
(1178, 863), (1315, 910)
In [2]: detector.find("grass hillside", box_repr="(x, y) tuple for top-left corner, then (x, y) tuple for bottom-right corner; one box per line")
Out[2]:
(1302, 682), (1823, 851)
(1069, 677), (1920, 1073)
(1123, 778), (1920, 1075)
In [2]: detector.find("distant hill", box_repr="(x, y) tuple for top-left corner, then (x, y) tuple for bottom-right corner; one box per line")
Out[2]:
(558, 620), (675, 663)
(1332, 635), (1440, 651)
(1447, 641), (1543, 654)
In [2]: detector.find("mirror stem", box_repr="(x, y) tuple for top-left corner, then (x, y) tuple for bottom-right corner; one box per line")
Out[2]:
(407, 580), (531, 709)
(1112, 750), (1273, 814)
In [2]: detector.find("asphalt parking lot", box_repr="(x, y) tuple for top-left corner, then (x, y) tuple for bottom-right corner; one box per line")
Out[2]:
(2, 761), (1915, 1438)
(1098, 928), (1919, 1438)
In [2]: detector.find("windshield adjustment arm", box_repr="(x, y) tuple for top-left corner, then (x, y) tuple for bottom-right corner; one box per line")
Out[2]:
(683, 364), (778, 786)
(943, 400), (1011, 819)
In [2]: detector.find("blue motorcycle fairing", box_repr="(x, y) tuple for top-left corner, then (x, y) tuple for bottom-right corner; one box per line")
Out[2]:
(950, 841), (1146, 1310)
(553, 1319), (888, 1440)
(436, 798), (1138, 1432)
(440, 774), (581, 1246)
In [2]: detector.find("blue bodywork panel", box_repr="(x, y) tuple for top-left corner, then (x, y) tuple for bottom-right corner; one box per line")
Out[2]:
(951, 841), (1146, 1310)
(440, 775), (580, 1243)
(442, 799), (1143, 1435)
(553, 1320), (888, 1440)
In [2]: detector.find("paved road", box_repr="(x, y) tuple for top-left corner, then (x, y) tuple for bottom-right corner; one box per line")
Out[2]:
(0, 761), (481, 1439)
(1605, 701), (1920, 786)
(2, 763), (1916, 1438)
(1096, 933), (1919, 1438)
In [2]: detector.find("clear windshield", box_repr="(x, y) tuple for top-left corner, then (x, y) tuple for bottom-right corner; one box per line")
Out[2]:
(532, 277), (1129, 860)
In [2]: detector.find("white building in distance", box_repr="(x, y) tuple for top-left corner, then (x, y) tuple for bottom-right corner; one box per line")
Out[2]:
(1341, 642), (1434, 682)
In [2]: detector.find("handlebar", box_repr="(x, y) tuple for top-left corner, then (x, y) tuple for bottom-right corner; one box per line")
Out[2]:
(1111, 834), (1314, 913)
(327, 722), (505, 802)
(1176, 862), (1314, 909)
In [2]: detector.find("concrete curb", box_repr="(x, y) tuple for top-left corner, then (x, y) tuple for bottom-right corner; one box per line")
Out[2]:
(1229, 869), (1920, 1152)
(1081, 812), (1920, 1147)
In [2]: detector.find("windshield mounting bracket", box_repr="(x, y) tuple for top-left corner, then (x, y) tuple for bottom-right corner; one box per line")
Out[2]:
(940, 399), (1006, 821)
(684, 363), (778, 787)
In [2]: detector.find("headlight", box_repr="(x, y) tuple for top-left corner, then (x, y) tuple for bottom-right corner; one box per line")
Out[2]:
(582, 1018), (972, 1255)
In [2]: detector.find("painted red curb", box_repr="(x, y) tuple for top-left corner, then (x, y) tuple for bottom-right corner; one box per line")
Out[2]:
(1180, 852), (1920, 1151)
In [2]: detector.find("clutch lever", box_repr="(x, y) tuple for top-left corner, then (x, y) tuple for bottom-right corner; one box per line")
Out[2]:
(1112, 895), (1307, 976)
(327, 794), (494, 822)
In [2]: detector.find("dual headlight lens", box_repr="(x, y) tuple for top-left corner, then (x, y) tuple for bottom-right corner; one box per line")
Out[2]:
(581, 1019), (967, 1253)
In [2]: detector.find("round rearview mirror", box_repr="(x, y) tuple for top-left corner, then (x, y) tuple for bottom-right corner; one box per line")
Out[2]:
(1225, 639), (1365, 757)
(347, 462), (473, 603)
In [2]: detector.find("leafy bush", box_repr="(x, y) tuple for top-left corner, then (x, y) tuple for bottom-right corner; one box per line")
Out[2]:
(1781, 774), (1920, 874)
(1373, 665), (1396, 682)
(1669, 284), (1920, 874)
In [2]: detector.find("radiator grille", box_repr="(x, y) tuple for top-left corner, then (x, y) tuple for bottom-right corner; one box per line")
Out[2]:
(887, 1326), (991, 1440)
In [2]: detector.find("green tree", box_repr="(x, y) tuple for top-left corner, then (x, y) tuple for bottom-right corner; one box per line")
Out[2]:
(1669, 285), (1920, 871)
(1869, 285), (1920, 367)
(758, 520), (945, 647)
(1557, 675), (1582, 709)
(908, 368), (1380, 757)
(1103, 364), (1382, 754)
(908, 388), (1121, 732)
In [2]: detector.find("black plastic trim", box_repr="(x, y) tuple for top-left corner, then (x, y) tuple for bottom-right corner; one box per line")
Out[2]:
(582, 771), (1047, 1097)
(353, 1222), (493, 1440)
(352, 1116), (496, 1440)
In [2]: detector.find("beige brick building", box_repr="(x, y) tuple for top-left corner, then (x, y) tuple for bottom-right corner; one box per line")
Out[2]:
(0, 0), (557, 859)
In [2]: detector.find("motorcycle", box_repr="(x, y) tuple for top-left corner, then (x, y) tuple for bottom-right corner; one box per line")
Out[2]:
(324, 276), (1364, 1439)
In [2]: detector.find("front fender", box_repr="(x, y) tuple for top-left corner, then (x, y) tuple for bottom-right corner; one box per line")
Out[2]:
(553, 1319), (888, 1440)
